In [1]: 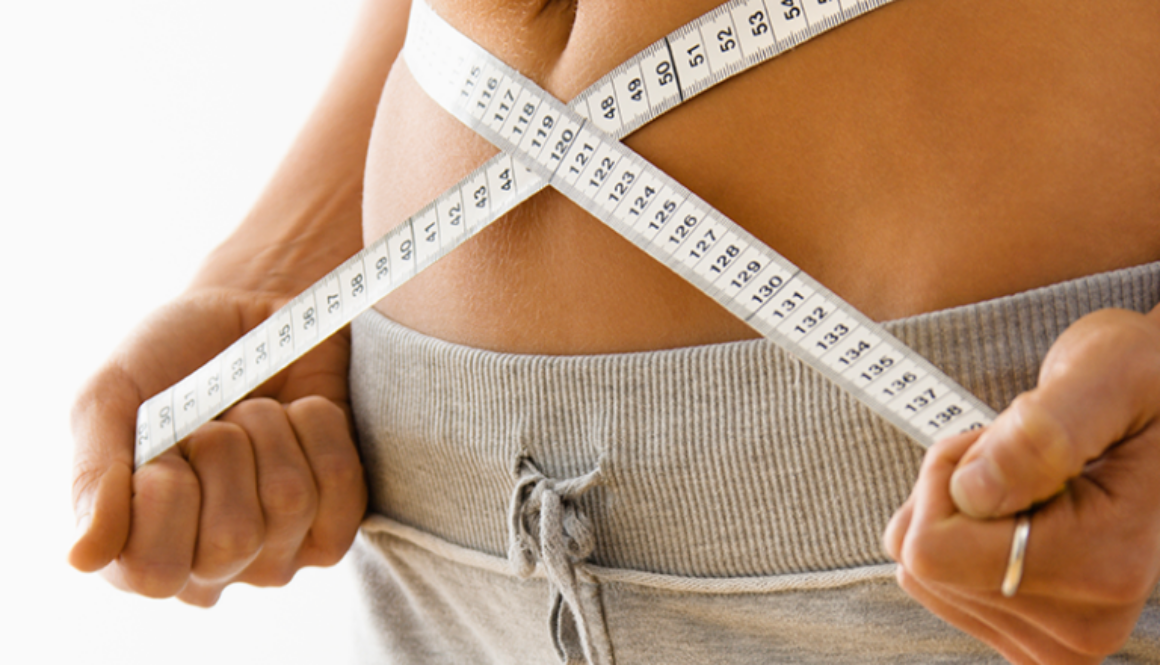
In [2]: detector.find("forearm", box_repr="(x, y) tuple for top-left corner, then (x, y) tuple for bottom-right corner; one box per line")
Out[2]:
(189, 0), (410, 297)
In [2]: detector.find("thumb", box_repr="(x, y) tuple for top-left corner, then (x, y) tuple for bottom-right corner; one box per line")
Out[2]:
(950, 308), (1160, 518)
(68, 362), (137, 572)
(68, 462), (132, 572)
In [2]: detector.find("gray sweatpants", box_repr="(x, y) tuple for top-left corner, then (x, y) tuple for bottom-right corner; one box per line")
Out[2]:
(349, 261), (1160, 663)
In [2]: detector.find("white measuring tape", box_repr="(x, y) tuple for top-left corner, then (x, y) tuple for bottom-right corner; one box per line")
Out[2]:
(135, 0), (996, 468)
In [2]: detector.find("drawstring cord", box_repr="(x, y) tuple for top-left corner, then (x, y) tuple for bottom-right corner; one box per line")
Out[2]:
(508, 458), (604, 665)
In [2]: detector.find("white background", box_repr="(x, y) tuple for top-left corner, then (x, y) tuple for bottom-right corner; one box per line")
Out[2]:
(0, 1), (371, 662)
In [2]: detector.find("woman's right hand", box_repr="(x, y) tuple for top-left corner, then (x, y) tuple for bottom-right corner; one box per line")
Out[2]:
(884, 307), (1160, 663)
(68, 288), (366, 607)
(64, 0), (413, 608)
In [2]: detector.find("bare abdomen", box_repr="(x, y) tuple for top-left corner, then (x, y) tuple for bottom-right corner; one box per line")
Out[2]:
(363, 0), (1160, 354)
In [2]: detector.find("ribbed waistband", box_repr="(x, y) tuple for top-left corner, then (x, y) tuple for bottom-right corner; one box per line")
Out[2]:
(350, 261), (1160, 578)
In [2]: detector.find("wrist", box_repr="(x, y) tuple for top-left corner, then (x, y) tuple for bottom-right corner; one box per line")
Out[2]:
(187, 185), (364, 299)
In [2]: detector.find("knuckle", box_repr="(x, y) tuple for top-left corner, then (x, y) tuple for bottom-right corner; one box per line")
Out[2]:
(179, 591), (221, 609)
(1076, 519), (1160, 607)
(245, 565), (298, 588)
(120, 558), (190, 599)
(70, 463), (104, 510)
(1047, 309), (1153, 369)
(185, 422), (248, 460)
(289, 395), (342, 420)
(1064, 529), (1158, 608)
(70, 360), (140, 444)
(893, 566), (931, 603)
(312, 452), (366, 493)
(68, 389), (100, 441)
(135, 459), (200, 507)
(260, 473), (318, 519)
(69, 363), (124, 432)
(309, 546), (345, 568)
(1091, 560), (1155, 606)
(1062, 620), (1136, 657)
(898, 532), (946, 583)
(201, 517), (265, 565)
(226, 397), (282, 422)
(1003, 394), (1075, 479)
(306, 532), (355, 568)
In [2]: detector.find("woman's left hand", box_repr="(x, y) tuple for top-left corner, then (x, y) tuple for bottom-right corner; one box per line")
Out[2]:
(884, 306), (1160, 664)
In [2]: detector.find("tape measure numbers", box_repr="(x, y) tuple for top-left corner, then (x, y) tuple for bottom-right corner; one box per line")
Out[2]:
(135, 0), (995, 468)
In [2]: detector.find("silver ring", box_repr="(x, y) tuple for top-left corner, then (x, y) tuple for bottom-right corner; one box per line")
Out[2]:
(1001, 511), (1032, 597)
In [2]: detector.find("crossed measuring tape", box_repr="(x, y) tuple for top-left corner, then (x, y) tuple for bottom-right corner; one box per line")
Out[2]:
(134, 0), (995, 468)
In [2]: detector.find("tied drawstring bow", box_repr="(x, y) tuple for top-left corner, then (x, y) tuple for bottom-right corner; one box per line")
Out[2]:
(508, 458), (604, 665)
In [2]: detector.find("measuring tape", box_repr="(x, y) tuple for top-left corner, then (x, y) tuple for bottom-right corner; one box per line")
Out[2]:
(135, 0), (996, 468)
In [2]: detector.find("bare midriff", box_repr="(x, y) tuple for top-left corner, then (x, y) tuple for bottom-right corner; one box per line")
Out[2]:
(364, 0), (1160, 355)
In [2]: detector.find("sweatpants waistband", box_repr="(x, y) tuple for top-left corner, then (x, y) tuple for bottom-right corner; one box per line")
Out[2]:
(350, 261), (1160, 578)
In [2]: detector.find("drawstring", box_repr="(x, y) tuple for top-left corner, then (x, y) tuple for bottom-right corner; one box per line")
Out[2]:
(508, 458), (604, 665)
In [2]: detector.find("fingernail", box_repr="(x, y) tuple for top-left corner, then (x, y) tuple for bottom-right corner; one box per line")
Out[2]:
(950, 457), (1007, 518)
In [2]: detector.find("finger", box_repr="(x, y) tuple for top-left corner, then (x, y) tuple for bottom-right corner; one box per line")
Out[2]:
(182, 422), (264, 583)
(935, 575), (1143, 660)
(999, 428), (1160, 607)
(68, 363), (138, 571)
(898, 429), (1016, 590)
(284, 396), (366, 568)
(914, 571), (1130, 664)
(224, 398), (319, 586)
(883, 494), (914, 563)
(896, 567), (1039, 665)
(176, 577), (227, 608)
(1068, 424), (1160, 605)
(116, 449), (201, 598)
(951, 308), (1160, 518)
(261, 331), (352, 406)
(909, 426), (986, 524)
(68, 293), (274, 573)
(68, 460), (132, 572)
(898, 568), (1104, 665)
(904, 466), (1147, 605)
(885, 428), (983, 562)
(910, 415), (1160, 600)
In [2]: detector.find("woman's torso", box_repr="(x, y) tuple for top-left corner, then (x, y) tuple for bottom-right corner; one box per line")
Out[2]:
(364, 0), (1160, 355)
